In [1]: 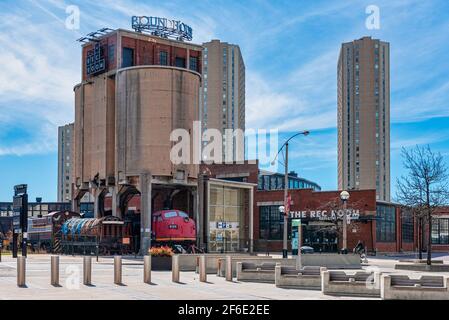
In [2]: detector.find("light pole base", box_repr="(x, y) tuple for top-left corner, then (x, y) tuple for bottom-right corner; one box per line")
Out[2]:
(282, 249), (288, 259)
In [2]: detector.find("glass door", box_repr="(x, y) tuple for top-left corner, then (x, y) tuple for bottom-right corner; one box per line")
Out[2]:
(208, 185), (244, 252)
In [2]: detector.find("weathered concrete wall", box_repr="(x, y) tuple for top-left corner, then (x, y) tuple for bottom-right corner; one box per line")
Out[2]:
(74, 75), (115, 186)
(301, 254), (361, 269)
(116, 66), (200, 179)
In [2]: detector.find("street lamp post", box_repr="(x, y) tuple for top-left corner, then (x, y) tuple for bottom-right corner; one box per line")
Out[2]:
(283, 142), (289, 258)
(272, 131), (310, 259)
(340, 190), (350, 254)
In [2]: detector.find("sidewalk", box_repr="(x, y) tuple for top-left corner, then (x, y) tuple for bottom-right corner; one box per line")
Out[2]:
(0, 254), (370, 300)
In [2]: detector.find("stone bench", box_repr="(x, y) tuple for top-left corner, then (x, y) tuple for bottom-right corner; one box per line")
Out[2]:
(217, 257), (294, 277)
(322, 270), (381, 297)
(275, 266), (327, 289)
(236, 262), (281, 283)
(381, 274), (449, 300)
(177, 253), (253, 273)
(300, 253), (361, 269)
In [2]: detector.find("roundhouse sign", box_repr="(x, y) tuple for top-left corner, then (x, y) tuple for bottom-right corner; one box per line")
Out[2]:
(131, 16), (193, 41)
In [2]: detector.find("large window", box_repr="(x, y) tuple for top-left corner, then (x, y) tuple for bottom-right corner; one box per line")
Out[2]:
(175, 57), (186, 68)
(432, 218), (449, 245)
(376, 204), (396, 242)
(189, 56), (198, 72)
(401, 212), (414, 243)
(108, 44), (115, 65)
(208, 185), (244, 252)
(122, 47), (134, 68)
(159, 51), (168, 66)
(257, 175), (263, 190)
(259, 206), (291, 240)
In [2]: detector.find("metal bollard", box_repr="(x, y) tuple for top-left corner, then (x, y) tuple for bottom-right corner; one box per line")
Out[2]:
(225, 255), (232, 281)
(51, 256), (59, 286)
(114, 256), (122, 285)
(144, 255), (151, 284)
(83, 256), (92, 285)
(199, 255), (207, 282)
(172, 255), (180, 283)
(17, 256), (26, 287)
(296, 252), (303, 270)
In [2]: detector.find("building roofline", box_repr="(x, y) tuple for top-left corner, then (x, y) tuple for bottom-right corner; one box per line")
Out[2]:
(81, 28), (203, 49)
(258, 170), (321, 189)
(116, 65), (202, 79)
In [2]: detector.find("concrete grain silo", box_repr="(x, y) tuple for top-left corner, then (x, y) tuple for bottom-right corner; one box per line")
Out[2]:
(72, 29), (203, 253)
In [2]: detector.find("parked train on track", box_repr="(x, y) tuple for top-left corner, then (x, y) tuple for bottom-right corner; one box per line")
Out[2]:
(27, 209), (197, 254)
(27, 211), (80, 252)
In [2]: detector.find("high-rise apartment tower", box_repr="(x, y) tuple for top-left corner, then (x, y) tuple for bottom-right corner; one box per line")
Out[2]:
(338, 36), (390, 201)
(202, 40), (245, 162)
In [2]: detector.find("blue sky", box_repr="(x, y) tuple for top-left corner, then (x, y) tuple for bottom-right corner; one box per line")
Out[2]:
(0, 0), (449, 202)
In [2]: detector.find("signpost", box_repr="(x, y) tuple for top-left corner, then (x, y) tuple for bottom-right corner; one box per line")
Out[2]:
(292, 219), (302, 270)
(291, 219), (300, 255)
(12, 184), (28, 258)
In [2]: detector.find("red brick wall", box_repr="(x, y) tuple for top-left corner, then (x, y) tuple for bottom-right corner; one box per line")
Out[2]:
(201, 161), (259, 184)
(82, 33), (117, 81)
(82, 32), (202, 81)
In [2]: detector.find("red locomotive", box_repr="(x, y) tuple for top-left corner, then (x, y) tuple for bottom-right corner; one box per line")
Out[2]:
(152, 210), (196, 246)
(102, 195), (199, 252)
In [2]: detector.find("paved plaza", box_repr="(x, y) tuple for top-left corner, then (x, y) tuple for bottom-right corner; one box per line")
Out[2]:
(0, 253), (448, 300)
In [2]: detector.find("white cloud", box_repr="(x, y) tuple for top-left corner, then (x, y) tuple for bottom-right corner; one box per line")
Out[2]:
(245, 72), (297, 130)
(246, 48), (338, 132)
(0, 4), (79, 156)
(391, 130), (449, 151)
(1, 0), (449, 161)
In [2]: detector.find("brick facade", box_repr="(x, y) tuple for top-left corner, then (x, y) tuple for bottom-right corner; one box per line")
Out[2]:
(421, 207), (449, 252)
(253, 189), (377, 252)
(81, 30), (202, 81)
(202, 163), (425, 254)
(101, 161), (442, 254)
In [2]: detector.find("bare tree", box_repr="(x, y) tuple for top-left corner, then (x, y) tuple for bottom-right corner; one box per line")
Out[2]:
(314, 196), (366, 252)
(396, 145), (449, 265)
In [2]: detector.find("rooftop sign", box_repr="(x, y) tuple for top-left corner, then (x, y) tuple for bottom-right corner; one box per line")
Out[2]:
(86, 43), (106, 76)
(131, 16), (193, 41)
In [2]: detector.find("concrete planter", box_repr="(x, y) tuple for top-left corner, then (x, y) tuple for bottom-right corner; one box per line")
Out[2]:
(395, 263), (449, 272)
(151, 256), (172, 271)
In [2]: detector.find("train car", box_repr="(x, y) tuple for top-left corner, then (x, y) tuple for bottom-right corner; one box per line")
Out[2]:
(152, 210), (196, 247)
(60, 216), (130, 255)
(0, 216), (13, 250)
(27, 211), (80, 252)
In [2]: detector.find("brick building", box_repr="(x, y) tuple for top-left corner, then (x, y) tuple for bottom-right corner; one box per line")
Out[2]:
(254, 188), (377, 253)
(100, 160), (445, 254)
(421, 207), (449, 253)
(202, 162), (427, 254)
